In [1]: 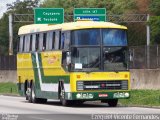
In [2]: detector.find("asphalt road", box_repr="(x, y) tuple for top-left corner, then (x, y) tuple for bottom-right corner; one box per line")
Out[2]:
(0, 95), (160, 120)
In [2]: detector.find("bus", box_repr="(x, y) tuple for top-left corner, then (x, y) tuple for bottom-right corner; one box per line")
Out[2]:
(17, 21), (130, 107)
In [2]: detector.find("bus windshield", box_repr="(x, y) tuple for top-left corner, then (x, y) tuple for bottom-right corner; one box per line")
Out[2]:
(103, 47), (129, 71)
(71, 29), (100, 45)
(71, 47), (101, 71)
(103, 29), (127, 46)
(70, 28), (128, 72)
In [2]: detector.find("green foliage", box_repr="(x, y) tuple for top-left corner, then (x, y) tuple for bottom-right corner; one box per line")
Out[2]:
(0, 14), (9, 54)
(148, 0), (160, 45)
(7, 0), (39, 14)
(42, 0), (136, 15)
(0, 0), (39, 55)
(149, 0), (160, 16)
(0, 0), (160, 54)
(41, 0), (137, 24)
(149, 16), (160, 44)
(109, 0), (137, 14)
(0, 82), (18, 95)
(120, 90), (160, 106)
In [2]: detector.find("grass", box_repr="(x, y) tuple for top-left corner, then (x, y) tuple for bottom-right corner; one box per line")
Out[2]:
(119, 90), (160, 106)
(0, 82), (18, 95)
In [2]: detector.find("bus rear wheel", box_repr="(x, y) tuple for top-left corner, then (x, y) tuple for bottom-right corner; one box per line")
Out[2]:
(29, 83), (47, 103)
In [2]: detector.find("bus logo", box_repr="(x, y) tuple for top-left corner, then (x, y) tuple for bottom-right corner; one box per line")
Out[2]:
(99, 94), (108, 97)
(76, 93), (94, 99)
(48, 56), (57, 64)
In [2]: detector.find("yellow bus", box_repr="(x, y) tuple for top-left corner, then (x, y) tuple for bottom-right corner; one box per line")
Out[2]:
(17, 21), (130, 107)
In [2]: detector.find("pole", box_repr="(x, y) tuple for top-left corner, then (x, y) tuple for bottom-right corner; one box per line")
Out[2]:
(147, 14), (150, 46)
(9, 14), (13, 55)
(146, 14), (150, 68)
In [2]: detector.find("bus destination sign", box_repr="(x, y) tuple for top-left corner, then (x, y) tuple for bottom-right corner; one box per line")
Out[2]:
(34, 8), (64, 24)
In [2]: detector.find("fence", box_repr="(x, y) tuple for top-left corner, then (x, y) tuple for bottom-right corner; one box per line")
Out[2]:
(0, 45), (160, 70)
(130, 45), (160, 69)
(0, 55), (16, 70)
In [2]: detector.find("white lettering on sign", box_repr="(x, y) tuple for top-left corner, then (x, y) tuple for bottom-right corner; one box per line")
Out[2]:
(37, 18), (41, 21)
(43, 18), (58, 22)
(83, 10), (91, 14)
(43, 12), (60, 16)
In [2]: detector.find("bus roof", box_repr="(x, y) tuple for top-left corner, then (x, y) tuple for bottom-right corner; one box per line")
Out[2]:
(18, 21), (127, 35)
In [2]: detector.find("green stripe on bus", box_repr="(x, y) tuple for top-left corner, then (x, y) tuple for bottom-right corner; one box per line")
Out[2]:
(31, 53), (41, 89)
(31, 53), (70, 84)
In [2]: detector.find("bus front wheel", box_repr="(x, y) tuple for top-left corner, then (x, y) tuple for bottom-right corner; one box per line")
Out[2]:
(101, 99), (118, 107)
(59, 83), (70, 106)
(107, 99), (118, 107)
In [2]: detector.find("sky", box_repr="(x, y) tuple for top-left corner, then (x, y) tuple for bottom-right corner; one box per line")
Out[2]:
(0, 0), (16, 18)
(0, 0), (44, 18)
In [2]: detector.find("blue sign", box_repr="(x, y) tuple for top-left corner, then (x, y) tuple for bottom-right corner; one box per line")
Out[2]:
(75, 16), (100, 21)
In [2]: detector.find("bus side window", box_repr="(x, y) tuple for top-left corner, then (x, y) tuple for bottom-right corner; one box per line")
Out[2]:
(54, 31), (60, 50)
(63, 31), (70, 50)
(46, 32), (50, 50)
(22, 36), (25, 52)
(29, 34), (33, 51)
(59, 31), (61, 49)
(25, 35), (30, 52)
(32, 34), (36, 51)
(61, 33), (65, 49)
(52, 32), (55, 50)
(17, 36), (20, 53)
(35, 34), (39, 51)
(39, 33), (44, 51)
(19, 36), (24, 52)
(43, 33), (47, 51)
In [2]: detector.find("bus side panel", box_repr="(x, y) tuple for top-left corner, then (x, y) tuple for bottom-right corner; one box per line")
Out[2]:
(30, 51), (70, 99)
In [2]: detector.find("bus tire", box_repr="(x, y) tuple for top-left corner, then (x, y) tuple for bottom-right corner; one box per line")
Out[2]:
(39, 98), (47, 103)
(28, 83), (47, 104)
(29, 83), (39, 103)
(24, 81), (28, 100)
(108, 99), (118, 107)
(74, 100), (84, 105)
(59, 83), (70, 106)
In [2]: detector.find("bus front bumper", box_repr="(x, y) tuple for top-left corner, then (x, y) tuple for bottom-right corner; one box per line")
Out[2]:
(65, 91), (130, 100)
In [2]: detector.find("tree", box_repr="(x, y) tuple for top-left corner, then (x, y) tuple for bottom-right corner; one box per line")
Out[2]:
(0, 0), (40, 55)
(149, 0), (160, 16)
(149, 0), (160, 44)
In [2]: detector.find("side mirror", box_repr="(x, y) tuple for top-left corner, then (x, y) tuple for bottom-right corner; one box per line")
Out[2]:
(66, 51), (71, 65)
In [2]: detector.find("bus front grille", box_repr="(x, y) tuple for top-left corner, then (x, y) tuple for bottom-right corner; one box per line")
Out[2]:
(77, 80), (128, 91)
